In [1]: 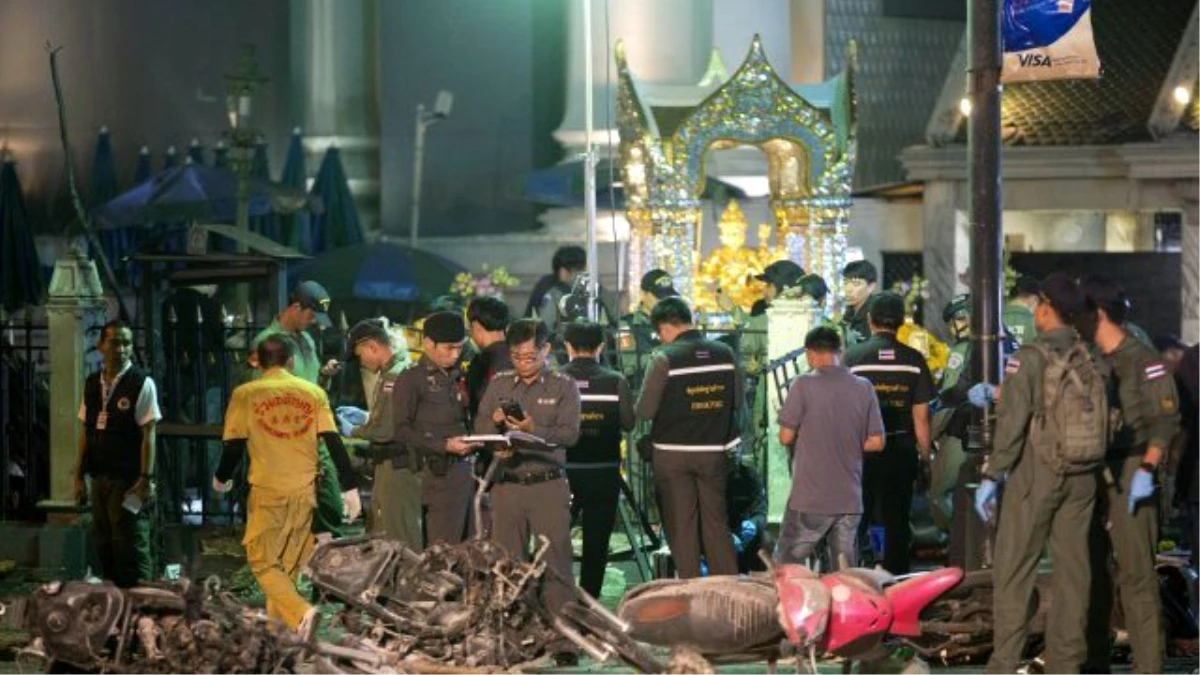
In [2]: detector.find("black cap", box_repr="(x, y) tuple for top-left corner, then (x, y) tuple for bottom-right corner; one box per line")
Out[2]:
(755, 260), (805, 289)
(867, 291), (906, 325)
(943, 294), (970, 323)
(423, 311), (466, 344)
(1040, 272), (1084, 322)
(796, 274), (829, 303)
(291, 280), (331, 328)
(346, 319), (390, 359)
(640, 269), (679, 300)
(1012, 275), (1041, 298)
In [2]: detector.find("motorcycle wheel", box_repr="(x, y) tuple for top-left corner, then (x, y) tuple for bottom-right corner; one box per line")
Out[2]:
(560, 601), (665, 674)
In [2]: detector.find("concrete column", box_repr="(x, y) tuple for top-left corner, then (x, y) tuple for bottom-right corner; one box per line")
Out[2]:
(44, 246), (106, 506)
(555, 0), (714, 154)
(1179, 181), (1199, 344)
(290, 0), (380, 231)
(922, 181), (963, 338)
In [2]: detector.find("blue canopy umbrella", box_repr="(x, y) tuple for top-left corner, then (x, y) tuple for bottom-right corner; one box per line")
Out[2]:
(249, 141), (281, 242)
(212, 143), (229, 171)
(93, 163), (318, 235)
(89, 128), (136, 280)
(187, 139), (206, 166)
(279, 128), (311, 252)
(309, 146), (363, 254)
(0, 157), (45, 312)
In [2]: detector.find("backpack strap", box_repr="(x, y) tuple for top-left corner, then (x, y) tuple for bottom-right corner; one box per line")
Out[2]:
(1025, 343), (1053, 414)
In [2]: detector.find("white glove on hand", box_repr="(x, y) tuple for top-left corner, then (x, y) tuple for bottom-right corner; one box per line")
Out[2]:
(212, 476), (233, 493)
(342, 489), (362, 522)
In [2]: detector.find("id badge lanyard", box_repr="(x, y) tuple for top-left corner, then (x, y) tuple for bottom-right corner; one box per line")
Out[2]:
(97, 364), (129, 431)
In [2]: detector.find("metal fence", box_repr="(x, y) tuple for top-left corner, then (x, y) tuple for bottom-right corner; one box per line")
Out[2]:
(0, 310), (51, 519)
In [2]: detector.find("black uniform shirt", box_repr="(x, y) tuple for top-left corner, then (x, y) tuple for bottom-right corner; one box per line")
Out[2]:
(845, 331), (935, 442)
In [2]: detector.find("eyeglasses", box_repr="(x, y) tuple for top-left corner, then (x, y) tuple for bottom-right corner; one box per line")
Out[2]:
(510, 350), (541, 363)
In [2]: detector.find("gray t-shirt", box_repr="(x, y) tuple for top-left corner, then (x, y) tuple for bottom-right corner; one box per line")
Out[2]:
(777, 365), (884, 515)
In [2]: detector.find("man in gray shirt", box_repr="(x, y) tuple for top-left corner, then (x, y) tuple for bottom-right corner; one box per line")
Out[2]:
(776, 326), (884, 569)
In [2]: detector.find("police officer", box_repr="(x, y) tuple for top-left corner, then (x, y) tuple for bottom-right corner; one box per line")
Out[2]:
(561, 321), (635, 599)
(726, 260), (805, 374)
(340, 319), (423, 549)
(636, 297), (742, 579)
(475, 318), (582, 664)
(73, 320), (160, 588)
(1004, 276), (1040, 346)
(974, 273), (1097, 674)
(392, 311), (481, 545)
(619, 269), (678, 385)
(844, 291), (935, 574)
(840, 260), (881, 348)
(251, 280), (345, 539)
(726, 456), (768, 573)
(1080, 275), (1179, 674)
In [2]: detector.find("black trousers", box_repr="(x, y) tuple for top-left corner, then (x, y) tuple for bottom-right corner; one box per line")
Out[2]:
(90, 474), (152, 587)
(861, 444), (917, 574)
(567, 466), (621, 598)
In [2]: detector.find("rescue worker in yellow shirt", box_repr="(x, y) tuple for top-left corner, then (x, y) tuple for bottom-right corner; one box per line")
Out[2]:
(214, 335), (361, 636)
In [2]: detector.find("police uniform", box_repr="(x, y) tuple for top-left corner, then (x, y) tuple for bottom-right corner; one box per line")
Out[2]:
(561, 356), (635, 598)
(475, 368), (581, 614)
(252, 319), (344, 538)
(985, 326), (1097, 674)
(1085, 334), (1180, 673)
(78, 362), (160, 587)
(845, 330), (935, 574)
(393, 354), (475, 545)
(636, 329), (743, 578)
(352, 354), (423, 549)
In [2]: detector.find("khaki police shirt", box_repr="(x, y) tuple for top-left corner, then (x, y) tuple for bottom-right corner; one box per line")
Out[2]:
(1103, 333), (1180, 457)
(391, 355), (471, 459)
(474, 368), (582, 470)
(351, 354), (407, 447)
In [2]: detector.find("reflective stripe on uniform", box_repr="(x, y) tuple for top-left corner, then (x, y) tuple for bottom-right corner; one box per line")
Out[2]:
(579, 394), (620, 402)
(565, 461), (621, 469)
(667, 363), (736, 377)
(653, 437), (742, 452)
(850, 364), (922, 375)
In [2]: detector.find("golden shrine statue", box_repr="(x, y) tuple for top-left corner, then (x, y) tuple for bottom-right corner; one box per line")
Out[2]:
(694, 201), (783, 312)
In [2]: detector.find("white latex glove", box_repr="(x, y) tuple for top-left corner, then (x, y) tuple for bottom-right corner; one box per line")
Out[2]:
(212, 476), (233, 493)
(342, 489), (362, 522)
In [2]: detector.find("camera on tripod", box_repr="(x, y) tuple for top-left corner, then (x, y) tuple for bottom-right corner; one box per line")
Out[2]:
(559, 272), (597, 323)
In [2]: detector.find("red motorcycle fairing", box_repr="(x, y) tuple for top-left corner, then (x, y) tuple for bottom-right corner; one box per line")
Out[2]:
(885, 567), (965, 637)
(819, 571), (893, 655)
(618, 575), (786, 655)
(774, 564), (830, 648)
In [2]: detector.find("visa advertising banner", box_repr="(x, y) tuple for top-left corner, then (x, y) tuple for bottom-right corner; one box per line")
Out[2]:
(1002, 0), (1101, 83)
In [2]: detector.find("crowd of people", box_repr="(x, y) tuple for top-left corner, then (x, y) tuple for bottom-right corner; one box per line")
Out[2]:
(71, 244), (1197, 671)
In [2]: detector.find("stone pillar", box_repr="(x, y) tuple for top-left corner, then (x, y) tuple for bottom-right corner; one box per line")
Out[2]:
(290, 0), (380, 231)
(44, 246), (106, 506)
(764, 299), (817, 522)
(1178, 181), (1199, 344)
(922, 180), (964, 338)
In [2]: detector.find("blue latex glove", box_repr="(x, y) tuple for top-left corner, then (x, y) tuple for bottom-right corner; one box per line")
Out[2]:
(968, 383), (996, 409)
(739, 520), (758, 543)
(336, 406), (368, 426)
(1127, 468), (1156, 513)
(974, 478), (998, 524)
(731, 532), (745, 554)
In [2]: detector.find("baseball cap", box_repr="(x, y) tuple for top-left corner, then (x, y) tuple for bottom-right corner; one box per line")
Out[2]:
(1039, 272), (1084, 322)
(867, 291), (906, 325)
(755, 260), (805, 290)
(640, 269), (679, 300)
(291, 280), (332, 328)
(943, 294), (971, 323)
(796, 274), (829, 303)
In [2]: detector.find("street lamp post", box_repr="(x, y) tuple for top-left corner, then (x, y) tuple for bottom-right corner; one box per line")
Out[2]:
(225, 45), (268, 253)
(409, 90), (453, 249)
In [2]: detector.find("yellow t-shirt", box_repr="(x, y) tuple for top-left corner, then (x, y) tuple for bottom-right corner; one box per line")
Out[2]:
(223, 368), (335, 494)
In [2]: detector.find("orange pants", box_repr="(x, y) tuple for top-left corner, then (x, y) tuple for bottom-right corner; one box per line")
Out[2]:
(243, 485), (316, 629)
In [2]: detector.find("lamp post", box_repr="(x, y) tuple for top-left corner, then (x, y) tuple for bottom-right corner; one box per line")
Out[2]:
(224, 45), (268, 253)
(409, 90), (453, 249)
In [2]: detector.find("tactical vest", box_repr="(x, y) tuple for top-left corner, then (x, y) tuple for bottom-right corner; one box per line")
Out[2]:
(569, 372), (623, 467)
(84, 365), (148, 479)
(652, 335), (740, 452)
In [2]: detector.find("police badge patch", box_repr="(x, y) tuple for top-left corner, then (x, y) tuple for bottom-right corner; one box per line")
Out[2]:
(1144, 362), (1166, 381)
(117, 397), (132, 411)
(948, 352), (964, 370)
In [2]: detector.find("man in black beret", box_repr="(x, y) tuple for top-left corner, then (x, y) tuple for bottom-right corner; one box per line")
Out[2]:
(392, 311), (482, 545)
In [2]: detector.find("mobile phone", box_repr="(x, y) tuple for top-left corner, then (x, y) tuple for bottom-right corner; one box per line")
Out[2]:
(501, 399), (526, 420)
